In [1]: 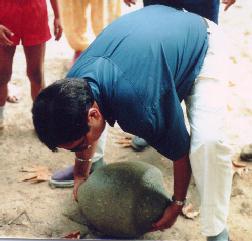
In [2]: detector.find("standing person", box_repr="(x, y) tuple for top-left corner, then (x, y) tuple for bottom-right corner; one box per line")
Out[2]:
(59, 0), (104, 64)
(59, 0), (122, 65)
(0, 0), (62, 129)
(125, 0), (236, 150)
(32, 6), (233, 241)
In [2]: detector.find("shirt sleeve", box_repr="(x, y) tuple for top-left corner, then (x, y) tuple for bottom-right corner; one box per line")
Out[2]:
(149, 89), (190, 161)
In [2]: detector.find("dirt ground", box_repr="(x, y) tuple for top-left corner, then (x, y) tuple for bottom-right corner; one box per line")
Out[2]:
(1, 1), (252, 240)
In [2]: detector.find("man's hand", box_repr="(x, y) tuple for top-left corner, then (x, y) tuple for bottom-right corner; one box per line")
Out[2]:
(151, 202), (183, 231)
(222, 0), (236, 11)
(73, 176), (87, 201)
(53, 18), (63, 41)
(73, 156), (92, 201)
(124, 0), (136, 7)
(0, 25), (14, 46)
(151, 153), (191, 232)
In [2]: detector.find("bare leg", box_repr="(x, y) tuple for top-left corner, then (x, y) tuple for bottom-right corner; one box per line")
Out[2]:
(23, 43), (45, 101)
(0, 45), (16, 106)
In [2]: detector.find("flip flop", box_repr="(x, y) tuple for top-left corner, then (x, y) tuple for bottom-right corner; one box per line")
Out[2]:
(49, 158), (106, 188)
(131, 136), (149, 151)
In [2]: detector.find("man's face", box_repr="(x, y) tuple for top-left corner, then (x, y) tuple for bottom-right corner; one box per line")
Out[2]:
(59, 135), (91, 153)
(58, 103), (105, 153)
(58, 119), (105, 153)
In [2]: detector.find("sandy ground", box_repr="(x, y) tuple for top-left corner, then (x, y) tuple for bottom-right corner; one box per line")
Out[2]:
(0, 1), (252, 240)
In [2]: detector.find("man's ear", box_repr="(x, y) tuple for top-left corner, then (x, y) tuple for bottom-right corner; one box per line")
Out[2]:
(87, 107), (102, 126)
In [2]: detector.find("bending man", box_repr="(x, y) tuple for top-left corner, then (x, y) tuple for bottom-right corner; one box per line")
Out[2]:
(32, 5), (233, 241)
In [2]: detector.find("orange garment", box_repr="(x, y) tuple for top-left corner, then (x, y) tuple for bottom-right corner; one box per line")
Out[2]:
(59, 0), (121, 51)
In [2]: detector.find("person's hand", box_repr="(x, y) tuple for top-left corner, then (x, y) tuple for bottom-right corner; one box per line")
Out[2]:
(53, 18), (63, 41)
(73, 175), (87, 202)
(73, 157), (92, 201)
(222, 0), (236, 11)
(0, 25), (14, 46)
(151, 202), (183, 232)
(124, 0), (136, 7)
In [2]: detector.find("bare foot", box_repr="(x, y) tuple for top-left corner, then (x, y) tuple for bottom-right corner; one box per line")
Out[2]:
(7, 83), (20, 103)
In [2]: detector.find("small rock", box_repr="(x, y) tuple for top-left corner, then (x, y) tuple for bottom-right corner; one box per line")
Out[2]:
(240, 144), (252, 162)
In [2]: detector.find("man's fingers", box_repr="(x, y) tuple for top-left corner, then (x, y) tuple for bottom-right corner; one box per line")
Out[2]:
(1, 33), (13, 45)
(149, 227), (165, 232)
(54, 26), (63, 41)
(0, 26), (14, 45)
(152, 211), (171, 229)
(3, 25), (14, 37)
(73, 188), (79, 202)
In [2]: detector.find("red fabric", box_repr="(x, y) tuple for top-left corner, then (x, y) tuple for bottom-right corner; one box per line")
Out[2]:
(0, 0), (51, 46)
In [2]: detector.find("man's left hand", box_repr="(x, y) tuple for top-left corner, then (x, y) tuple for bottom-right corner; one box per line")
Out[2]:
(151, 202), (183, 232)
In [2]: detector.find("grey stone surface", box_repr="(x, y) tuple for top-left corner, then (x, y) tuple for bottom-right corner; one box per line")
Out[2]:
(77, 161), (171, 238)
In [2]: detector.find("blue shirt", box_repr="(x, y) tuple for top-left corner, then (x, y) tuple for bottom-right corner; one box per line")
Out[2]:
(67, 5), (208, 160)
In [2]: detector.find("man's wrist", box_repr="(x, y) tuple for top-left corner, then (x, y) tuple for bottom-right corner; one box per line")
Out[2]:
(172, 195), (187, 207)
(75, 157), (92, 163)
(74, 157), (92, 178)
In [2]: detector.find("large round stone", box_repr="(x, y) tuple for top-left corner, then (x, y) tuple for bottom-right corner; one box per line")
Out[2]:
(77, 161), (171, 238)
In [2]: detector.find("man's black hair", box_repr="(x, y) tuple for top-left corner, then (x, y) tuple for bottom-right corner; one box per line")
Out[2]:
(32, 78), (94, 151)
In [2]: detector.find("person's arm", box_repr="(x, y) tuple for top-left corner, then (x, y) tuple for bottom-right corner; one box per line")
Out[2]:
(152, 153), (191, 231)
(124, 0), (136, 7)
(222, 0), (236, 11)
(0, 25), (14, 46)
(49, 0), (63, 40)
(73, 140), (98, 201)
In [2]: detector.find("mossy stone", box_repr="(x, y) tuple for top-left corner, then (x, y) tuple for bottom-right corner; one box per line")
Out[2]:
(77, 161), (171, 238)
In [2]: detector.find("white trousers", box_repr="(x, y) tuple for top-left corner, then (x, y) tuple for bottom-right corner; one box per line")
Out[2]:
(185, 19), (233, 236)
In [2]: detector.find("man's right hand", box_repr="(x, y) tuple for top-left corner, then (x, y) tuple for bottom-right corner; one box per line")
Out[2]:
(0, 25), (14, 46)
(73, 176), (87, 201)
(73, 156), (93, 201)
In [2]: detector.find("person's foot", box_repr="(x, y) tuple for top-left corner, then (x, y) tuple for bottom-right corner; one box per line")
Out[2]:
(131, 136), (149, 151)
(49, 158), (106, 188)
(207, 228), (230, 241)
(7, 83), (20, 103)
(240, 144), (252, 162)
